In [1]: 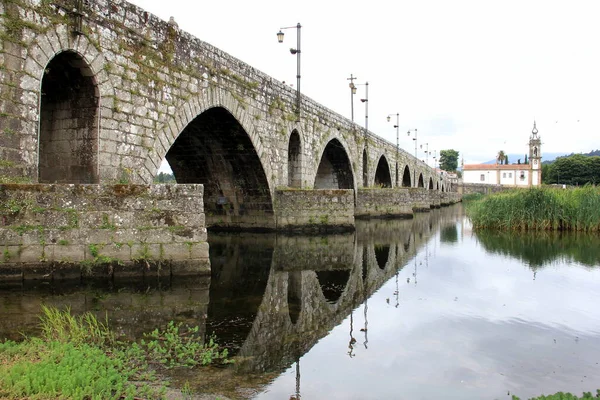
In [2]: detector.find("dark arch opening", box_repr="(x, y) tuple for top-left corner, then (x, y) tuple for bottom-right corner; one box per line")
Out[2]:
(374, 155), (392, 188)
(437, 182), (439, 191)
(316, 270), (351, 304)
(362, 148), (368, 187)
(166, 107), (273, 229)
(287, 271), (302, 324)
(418, 173), (424, 188)
(288, 130), (302, 188)
(39, 51), (99, 183)
(402, 165), (411, 187)
(206, 233), (273, 354)
(374, 244), (390, 270)
(429, 177), (434, 190)
(442, 184), (445, 192)
(314, 139), (354, 189)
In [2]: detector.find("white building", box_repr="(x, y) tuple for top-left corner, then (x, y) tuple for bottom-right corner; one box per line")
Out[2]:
(463, 122), (542, 188)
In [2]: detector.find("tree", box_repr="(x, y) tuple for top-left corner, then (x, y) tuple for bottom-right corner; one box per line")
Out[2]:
(524, 154), (528, 164)
(544, 154), (600, 185)
(497, 150), (506, 165)
(505, 155), (509, 165)
(439, 149), (459, 172)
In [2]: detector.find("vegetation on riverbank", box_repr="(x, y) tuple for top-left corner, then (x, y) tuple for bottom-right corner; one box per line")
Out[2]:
(0, 306), (232, 399)
(465, 186), (600, 231)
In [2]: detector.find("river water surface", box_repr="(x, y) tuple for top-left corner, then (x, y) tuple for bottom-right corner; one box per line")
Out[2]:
(2, 204), (600, 399)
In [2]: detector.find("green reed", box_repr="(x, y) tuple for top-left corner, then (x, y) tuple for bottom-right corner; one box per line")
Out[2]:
(466, 186), (600, 231)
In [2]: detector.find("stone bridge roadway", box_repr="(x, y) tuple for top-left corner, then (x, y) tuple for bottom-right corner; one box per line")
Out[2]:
(0, 0), (454, 230)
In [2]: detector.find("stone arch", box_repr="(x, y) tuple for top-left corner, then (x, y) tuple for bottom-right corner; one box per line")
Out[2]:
(316, 270), (351, 304)
(151, 90), (274, 188)
(429, 177), (434, 190)
(24, 30), (113, 182)
(165, 106), (274, 229)
(374, 154), (392, 188)
(314, 138), (355, 189)
(362, 148), (368, 187)
(288, 129), (302, 188)
(402, 165), (412, 187)
(418, 173), (425, 188)
(39, 51), (99, 183)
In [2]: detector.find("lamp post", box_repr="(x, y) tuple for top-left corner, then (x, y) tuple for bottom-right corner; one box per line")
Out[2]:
(421, 142), (430, 167)
(359, 82), (369, 134)
(387, 113), (399, 186)
(277, 23), (301, 118)
(408, 128), (418, 186)
(347, 74), (357, 122)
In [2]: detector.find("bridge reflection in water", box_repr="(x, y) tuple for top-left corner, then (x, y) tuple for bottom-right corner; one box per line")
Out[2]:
(0, 205), (463, 394)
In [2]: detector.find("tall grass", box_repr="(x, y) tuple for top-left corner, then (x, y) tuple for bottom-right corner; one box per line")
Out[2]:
(39, 305), (115, 347)
(466, 186), (600, 231)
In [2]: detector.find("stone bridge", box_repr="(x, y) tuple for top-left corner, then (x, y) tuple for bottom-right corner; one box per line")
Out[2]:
(0, 0), (456, 231)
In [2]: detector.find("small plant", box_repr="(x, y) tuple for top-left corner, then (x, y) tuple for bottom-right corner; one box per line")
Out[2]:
(137, 321), (232, 369)
(3, 248), (10, 262)
(100, 213), (117, 230)
(58, 239), (69, 246)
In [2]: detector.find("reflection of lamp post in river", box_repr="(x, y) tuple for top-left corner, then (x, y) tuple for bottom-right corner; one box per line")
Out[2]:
(362, 299), (369, 349)
(348, 312), (356, 357)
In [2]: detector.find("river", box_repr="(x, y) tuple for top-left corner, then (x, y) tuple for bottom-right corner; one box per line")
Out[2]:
(1, 204), (600, 399)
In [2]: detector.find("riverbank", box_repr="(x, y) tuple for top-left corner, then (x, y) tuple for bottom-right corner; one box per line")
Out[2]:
(0, 306), (232, 399)
(465, 186), (600, 231)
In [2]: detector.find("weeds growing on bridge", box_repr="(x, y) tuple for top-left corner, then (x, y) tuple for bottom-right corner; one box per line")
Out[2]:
(466, 186), (600, 231)
(0, 306), (232, 399)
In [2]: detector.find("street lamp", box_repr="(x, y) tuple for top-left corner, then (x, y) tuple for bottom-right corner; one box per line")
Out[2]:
(359, 82), (369, 134)
(387, 113), (399, 186)
(348, 74), (357, 122)
(408, 128), (418, 186)
(277, 23), (301, 118)
(420, 142), (430, 167)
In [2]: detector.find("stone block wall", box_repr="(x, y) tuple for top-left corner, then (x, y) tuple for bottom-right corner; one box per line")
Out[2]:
(409, 188), (431, 212)
(459, 183), (513, 195)
(355, 188), (413, 219)
(0, 183), (208, 281)
(274, 189), (354, 232)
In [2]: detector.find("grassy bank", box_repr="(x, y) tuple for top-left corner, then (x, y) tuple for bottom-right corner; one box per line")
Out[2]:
(465, 186), (600, 231)
(0, 306), (231, 399)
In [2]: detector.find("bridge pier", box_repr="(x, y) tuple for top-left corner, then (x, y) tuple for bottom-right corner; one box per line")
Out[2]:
(0, 184), (209, 281)
(355, 188), (413, 219)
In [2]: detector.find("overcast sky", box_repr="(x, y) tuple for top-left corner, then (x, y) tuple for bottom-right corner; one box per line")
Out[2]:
(130, 0), (600, 164)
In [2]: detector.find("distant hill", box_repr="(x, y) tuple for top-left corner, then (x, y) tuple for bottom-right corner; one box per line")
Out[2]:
(483, 152), (567, 165)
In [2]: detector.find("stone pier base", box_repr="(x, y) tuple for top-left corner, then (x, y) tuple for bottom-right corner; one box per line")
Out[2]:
(0, 184), (209, 281)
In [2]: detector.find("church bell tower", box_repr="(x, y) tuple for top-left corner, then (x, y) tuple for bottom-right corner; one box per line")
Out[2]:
(529, 121), (542, 187)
